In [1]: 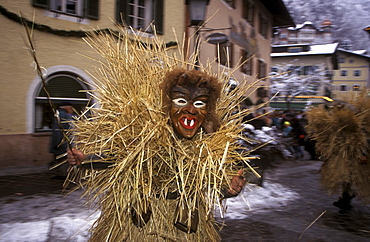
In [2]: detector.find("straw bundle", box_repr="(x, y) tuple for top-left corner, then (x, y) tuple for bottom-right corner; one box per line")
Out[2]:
(306, 90), (370, 202)
(67, 26), (259, 241)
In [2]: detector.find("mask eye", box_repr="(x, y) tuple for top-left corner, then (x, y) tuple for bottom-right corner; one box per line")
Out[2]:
(193, 100), (206, 108)
(172, 98), (188, 107)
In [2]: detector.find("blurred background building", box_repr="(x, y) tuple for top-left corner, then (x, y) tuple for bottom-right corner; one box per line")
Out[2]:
(270, 20), (370, 110)
(272, 20), (334, 45)
(331, 49), (370, 99)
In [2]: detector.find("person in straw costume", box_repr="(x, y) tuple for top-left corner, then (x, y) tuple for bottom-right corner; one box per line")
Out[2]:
(66, 25), (262, 241)
(306, 90), (370, 211)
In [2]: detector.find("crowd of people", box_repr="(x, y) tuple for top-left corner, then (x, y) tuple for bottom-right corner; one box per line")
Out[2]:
(243, 109), (318, 161)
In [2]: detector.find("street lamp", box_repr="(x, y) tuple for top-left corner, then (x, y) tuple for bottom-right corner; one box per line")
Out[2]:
(186, 0), (209, 69)
(186, 0), (209, 26)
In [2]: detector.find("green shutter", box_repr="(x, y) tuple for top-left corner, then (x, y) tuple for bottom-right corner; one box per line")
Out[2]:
(86, 0), (100, 20)
(116, 0), (129, 24)
(153, 0), (164, 35)
(32, 0), (49, 8)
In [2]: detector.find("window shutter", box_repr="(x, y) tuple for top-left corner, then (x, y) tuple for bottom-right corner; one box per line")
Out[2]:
(32, 0), (49, 8)
(258, 59), (266, 79)
(153, 0), (164, 35)
(86, 0), (100, 20)
(116, 0), (129, 24)
(243, 0), (254, 26)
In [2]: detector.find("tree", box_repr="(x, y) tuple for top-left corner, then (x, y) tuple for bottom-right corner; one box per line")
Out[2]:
(270, 62), (331, 110)
(282, 0), (370, 50)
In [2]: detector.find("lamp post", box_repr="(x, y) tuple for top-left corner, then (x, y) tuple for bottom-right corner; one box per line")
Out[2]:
(186, 0), (209, 69)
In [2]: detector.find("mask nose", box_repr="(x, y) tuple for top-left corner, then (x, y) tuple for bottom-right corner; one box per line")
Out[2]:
(184, 103), (197, 115)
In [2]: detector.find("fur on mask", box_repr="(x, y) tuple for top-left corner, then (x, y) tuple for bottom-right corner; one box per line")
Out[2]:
(160, 68), (222, 134)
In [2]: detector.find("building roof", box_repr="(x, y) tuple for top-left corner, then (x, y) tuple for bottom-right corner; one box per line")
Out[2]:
(321, 19), (332, 26)
(337, 48), (370, 59)
(288, 21), (314, 30)
(271, 43), (339, 57)
(260, 0), (295, 27)
(364, 25), (370, 33)
(286, 21), (330, 32)
(353, 50), (367, 54)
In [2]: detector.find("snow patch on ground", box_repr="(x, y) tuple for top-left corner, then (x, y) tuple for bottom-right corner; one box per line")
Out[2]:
(218, 181), (300, 220)
(0, 181), (298, 241)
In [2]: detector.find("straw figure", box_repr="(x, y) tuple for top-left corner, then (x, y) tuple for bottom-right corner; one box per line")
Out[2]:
(306, 90), (370, 210)
(66, 26), (262, 241)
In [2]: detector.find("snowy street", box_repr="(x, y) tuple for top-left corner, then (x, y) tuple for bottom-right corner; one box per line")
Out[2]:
(1, 158), (370, 241)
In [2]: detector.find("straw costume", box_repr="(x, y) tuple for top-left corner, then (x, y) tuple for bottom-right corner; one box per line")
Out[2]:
(66, 27), (260, 241)
(306, 90), (370, 209)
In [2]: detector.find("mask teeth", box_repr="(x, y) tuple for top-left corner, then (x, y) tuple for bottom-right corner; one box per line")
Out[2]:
(190, 119), (194, 127)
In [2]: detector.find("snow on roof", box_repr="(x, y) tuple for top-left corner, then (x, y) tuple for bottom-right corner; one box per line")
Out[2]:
(353, 50), (367, 55)
(288, 21), (314, 30)
(271, 43), (339, 57)
(337, 48), (370, 58)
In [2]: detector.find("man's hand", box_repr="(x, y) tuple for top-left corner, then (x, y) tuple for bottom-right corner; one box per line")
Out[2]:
(67, 148), (85, 166)
(227, 169), (247, 196)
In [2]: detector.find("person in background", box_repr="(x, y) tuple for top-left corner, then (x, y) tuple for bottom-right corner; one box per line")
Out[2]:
(262, 110), (273, 127)
(306, 94), (370, 211)
(243, 111), (267, 130)
(290, 117), (306, 159)
(49, 101), (74, 179)
(281, 120), (295, 158)
(282, 121), (292, 137)
(271, 111), (282, 129)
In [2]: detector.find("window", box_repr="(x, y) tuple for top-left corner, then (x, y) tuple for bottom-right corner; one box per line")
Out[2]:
(243, 0), (254, 26)
(303, 66), (316, 75)
(116, 0), (164, 34)
(338, 57), (345, 63)
(35, 72), (90, 132)
(241, 49), (252, 75)
(259, 14), (268, 39)
(353, 70), (361, 76)
(270, 67), (278, 73)
(217, 42), (233, 67)
(352, 85), (360, 91)
(224, 0), (235, 8)
(50, 0), (83, 15)
(287, 66), (301, 75)
(257, 59), (266, 79)
(339, 84), (347, 91)
(288, 47), (302, 53)
(340, 70), (347, 76)
(349, 59), (354, 63)
(32, 0), (99, 19)
(257, 87), (267, 98)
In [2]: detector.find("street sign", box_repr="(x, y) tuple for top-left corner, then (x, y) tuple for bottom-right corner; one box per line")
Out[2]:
(206, 33), (228, 45)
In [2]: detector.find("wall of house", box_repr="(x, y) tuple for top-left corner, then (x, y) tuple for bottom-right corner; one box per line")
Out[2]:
(0, 133), (53, 172)
(1, 15), (96, 135)
(271, 54), (334, 98)
(198, 0), (273, 102)
(332, 52), (370, 99)
(0, 0), (186, 173)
